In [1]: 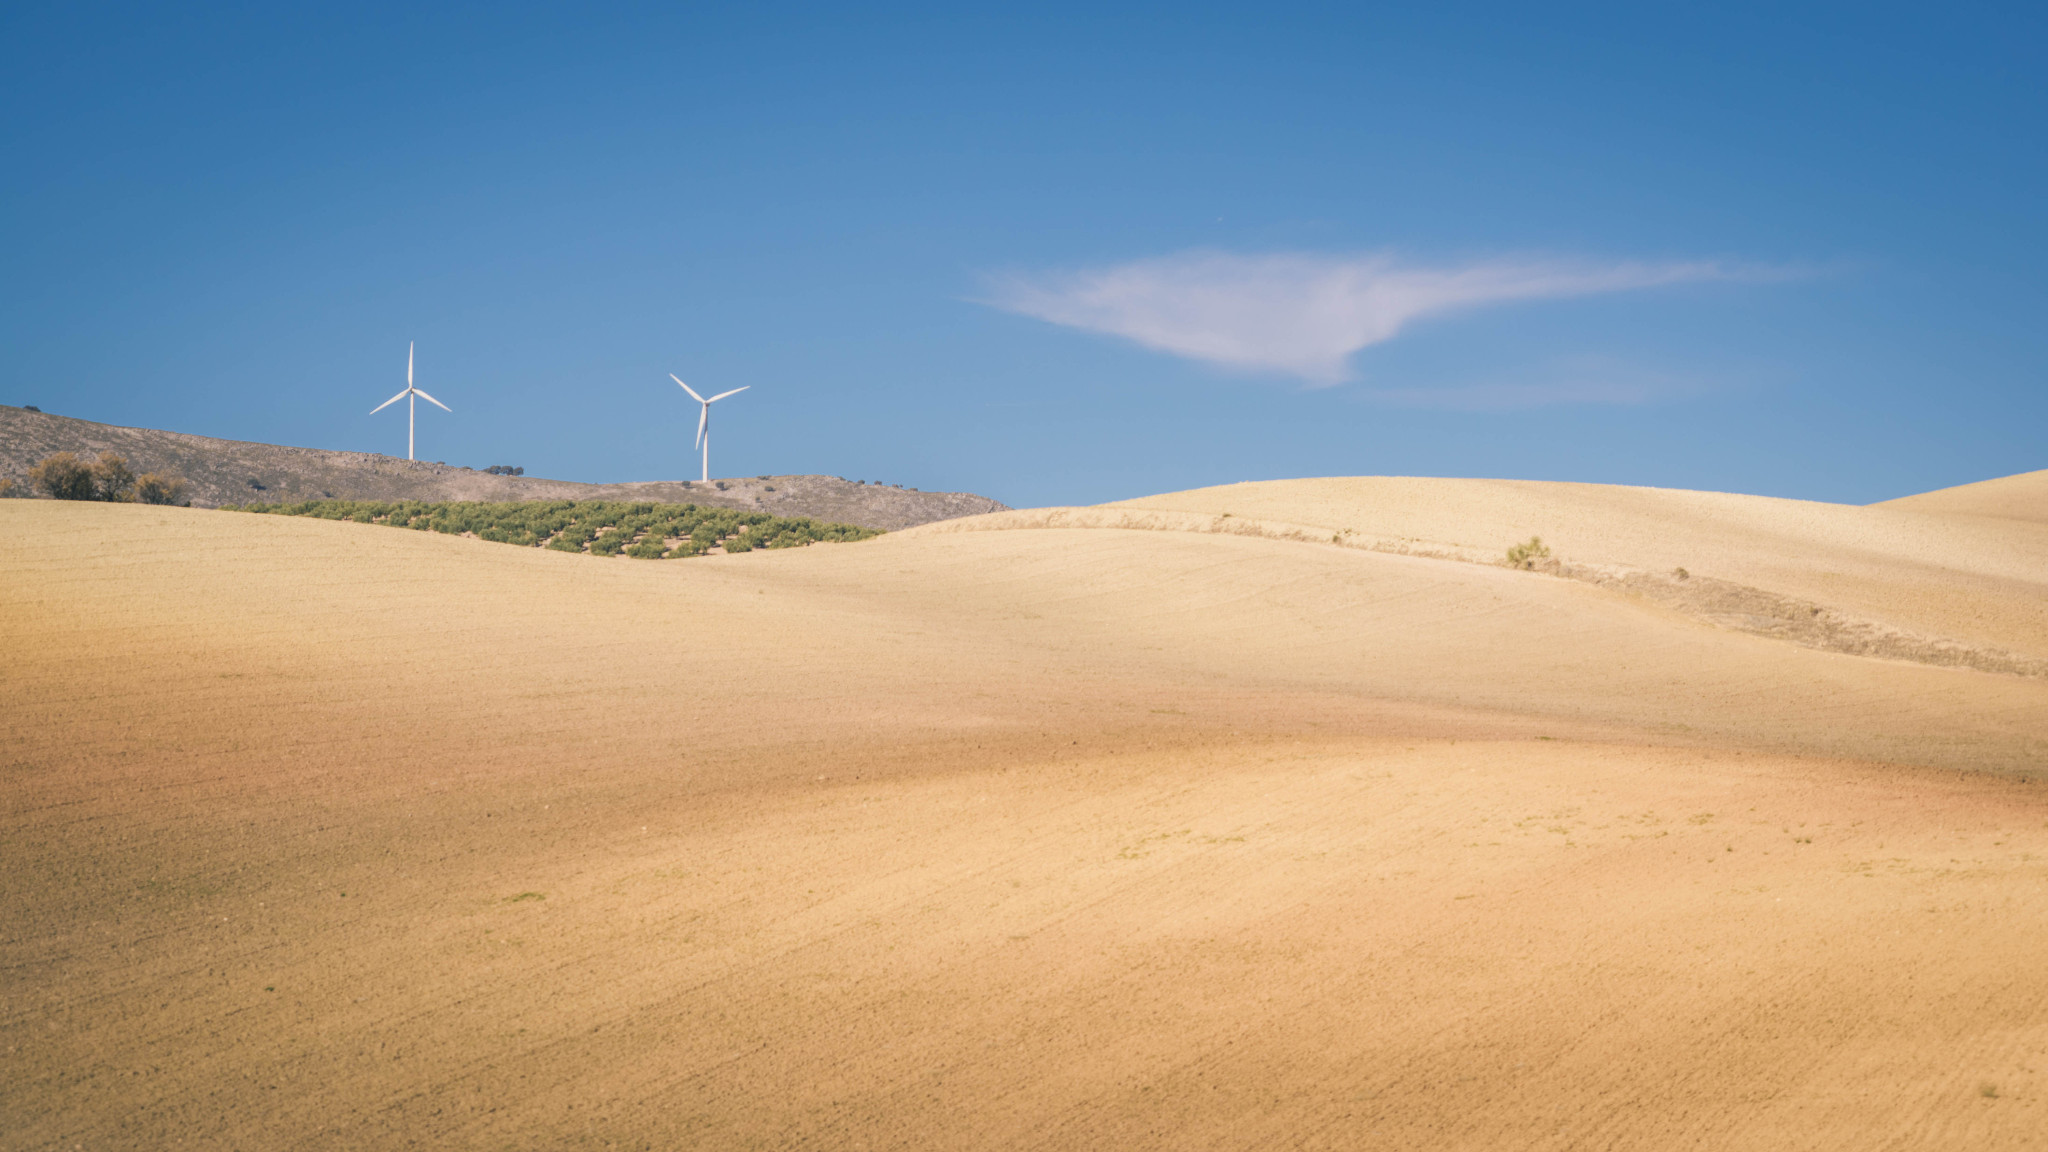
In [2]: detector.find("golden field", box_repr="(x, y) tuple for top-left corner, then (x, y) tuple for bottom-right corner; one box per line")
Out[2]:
(4, 473), (2046, 1150)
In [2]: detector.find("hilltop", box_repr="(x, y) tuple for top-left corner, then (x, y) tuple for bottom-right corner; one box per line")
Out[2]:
(1873, 467), (2048, 525)
(0, 405), (1006, 530)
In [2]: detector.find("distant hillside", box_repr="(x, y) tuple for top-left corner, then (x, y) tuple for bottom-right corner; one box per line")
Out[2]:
(1872, 468), (2048, 525)
(0, 405), (1007, 531)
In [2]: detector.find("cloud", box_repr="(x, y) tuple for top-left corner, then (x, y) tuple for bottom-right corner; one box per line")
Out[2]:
(981, 251), (1759, 385)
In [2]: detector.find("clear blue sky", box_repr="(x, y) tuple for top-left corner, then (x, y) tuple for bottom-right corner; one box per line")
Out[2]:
(4, 3), (2042, 506)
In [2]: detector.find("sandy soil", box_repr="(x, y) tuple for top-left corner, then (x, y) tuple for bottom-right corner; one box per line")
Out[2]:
(4, 481), (2045, 1150)
(1101, 476), (2048, 663)
(1876, 468), (2048, 526)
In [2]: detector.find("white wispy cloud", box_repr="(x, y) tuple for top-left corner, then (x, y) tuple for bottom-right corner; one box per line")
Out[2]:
(981, 251), (1762, 385)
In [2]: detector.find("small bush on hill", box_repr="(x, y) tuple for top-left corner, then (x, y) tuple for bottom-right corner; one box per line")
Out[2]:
(30, 453), (99, 500)
(1505, 536), (1553, 570)
(90, 453), (135, 501)
(134, 473), (189, 505)
(480, 524), (538, 546)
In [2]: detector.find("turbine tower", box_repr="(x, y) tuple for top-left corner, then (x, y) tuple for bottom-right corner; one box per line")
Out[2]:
(370, 342), (451, 461)
(670, 374), (748, 483)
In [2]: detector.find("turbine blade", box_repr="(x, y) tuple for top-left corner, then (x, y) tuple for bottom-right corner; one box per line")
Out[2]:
(408, 341), (414, 386)
(705, 386), (749, 403)
(695, 404), (708, 448)
(412, 388), (452, 412)
(370, 388), (410, 415)
(669, 373), (706, 403)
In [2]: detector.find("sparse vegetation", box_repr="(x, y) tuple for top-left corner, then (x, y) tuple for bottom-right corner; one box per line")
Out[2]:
(1505, 535), (1553, 570)
(221, 498), (883, 557)
(29, 452), (97, 500)
(28, 451), (153, 501)
(135, 472), (190, 505)
(91, 452), (135, 501)
(4, 410), (1007, 524)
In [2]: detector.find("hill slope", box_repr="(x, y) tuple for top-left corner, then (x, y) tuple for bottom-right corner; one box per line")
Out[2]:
(1872, 467), (2048, 525)
(1056, 474), (2048, 667)
(0, 405), (1007, 529)
(6, 488), (2046, 1150)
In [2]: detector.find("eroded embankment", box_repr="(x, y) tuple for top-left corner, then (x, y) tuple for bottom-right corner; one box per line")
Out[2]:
(910, 507), (2048, 679)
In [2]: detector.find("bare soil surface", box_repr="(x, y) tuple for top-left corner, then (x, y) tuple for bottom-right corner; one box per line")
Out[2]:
(1875, 468), (2048, 526)
(1099, 475), (2048, 665)
(921, 500), (2048, 678)
(4, 481), (2045, 1150)
(0, 405), (1006, 529)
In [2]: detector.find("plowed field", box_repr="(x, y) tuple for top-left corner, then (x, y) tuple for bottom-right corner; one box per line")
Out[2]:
(5, 481), (2045, 1150)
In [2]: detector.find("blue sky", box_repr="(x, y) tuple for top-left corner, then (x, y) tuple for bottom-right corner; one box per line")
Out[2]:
(3, 3), (2042, 507)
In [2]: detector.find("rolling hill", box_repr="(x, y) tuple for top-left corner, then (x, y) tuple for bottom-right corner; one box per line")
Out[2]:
(4, 472), (2045, 1150)
(1874, 467), (2048, 525)
(0, 405), (1007, 530)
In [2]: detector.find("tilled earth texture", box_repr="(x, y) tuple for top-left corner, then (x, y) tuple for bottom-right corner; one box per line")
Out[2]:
(4, 475), (2045, 1151)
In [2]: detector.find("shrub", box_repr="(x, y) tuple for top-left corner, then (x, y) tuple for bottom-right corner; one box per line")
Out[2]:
(625, 536), (668, 559)
(134, 473), (189, 505)
(29, 452), (98, 500)
(90, 453), (136, 501)
(1505, 536), (1552, 570)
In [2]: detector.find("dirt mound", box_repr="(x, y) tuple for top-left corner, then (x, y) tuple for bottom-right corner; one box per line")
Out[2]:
(0, 405), (1006, 529)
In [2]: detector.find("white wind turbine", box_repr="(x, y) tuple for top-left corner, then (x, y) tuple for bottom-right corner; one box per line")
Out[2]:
(670, 374), (748, 482)
(370, 342), (451, 460)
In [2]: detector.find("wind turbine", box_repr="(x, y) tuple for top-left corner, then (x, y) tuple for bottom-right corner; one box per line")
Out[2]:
(670, 374), (748, 482)
(370, 342), (451, 460)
